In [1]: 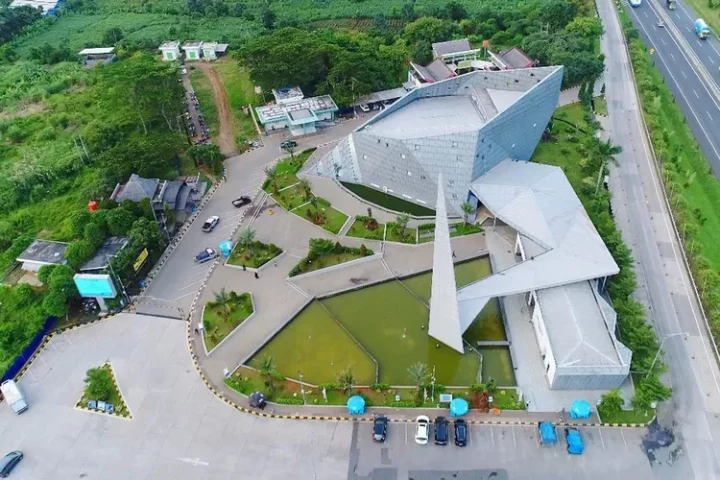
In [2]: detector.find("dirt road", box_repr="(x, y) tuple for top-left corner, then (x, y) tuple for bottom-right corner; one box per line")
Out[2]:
(195, 62), (235, 156)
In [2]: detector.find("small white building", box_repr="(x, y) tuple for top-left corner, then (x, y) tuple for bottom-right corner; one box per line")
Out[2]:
(78, 47), (116, 67)
(159, 41), (182, 61)
(201, 42), (218, 60)
(256, 87), (338, 136)
(16, 240), (68, 272)
(182, 41), (203, 61)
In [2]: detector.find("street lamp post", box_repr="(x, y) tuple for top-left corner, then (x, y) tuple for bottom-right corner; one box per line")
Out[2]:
(646, 332), (688, 378)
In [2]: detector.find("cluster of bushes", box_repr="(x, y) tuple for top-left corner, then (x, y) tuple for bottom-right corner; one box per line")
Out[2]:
(275, 397), (304, 405)
(622, 14), (720, 360)
(355, 215), (380, 231)
(289, 238), (373, 276)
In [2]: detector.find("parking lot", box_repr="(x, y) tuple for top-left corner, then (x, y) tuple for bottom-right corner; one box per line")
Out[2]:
(0, 313), (655, 479)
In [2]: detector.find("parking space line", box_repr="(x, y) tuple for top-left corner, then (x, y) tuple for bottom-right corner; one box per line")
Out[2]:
(173, 291), (197, 302)
(512, 426), (517, 447)
(598, 428), (606, 450)
(405, 422), (408, 445)
(178, 279), (204, 291)
(620, 428), (628, 449)
(490, 426), (495, 447)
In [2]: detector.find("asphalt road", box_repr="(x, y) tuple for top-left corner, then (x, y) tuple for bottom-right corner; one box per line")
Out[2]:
(625, 0), (720, 175)
(599, 0), (720, 478)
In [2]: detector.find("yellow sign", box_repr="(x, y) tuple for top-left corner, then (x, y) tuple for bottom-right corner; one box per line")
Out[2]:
(133, 248), (149, 272)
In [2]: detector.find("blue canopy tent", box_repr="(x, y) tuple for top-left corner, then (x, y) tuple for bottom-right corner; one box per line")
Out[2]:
(218, 240), (234, 257)
(570, 400), (592, 419)
(450, 398), (469, 417)
(347, 395), (365, 415)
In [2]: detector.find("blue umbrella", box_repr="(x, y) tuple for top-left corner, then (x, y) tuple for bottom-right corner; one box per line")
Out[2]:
(218, 240), (233, 257)
(450, 397), (469, 417)
(570, 399), (592, 419)
(347, 395), (365, 415)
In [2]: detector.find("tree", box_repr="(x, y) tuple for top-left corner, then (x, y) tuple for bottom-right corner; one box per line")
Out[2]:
(262, 7), (276, 29)
(233, 2), (246, 16)
(105, 207), (135, 236)
(84, 367), (115, 401)
(64, 240), (94, 271)
(128, 217), (166, 250)
(460, 201), (474, 225)
(592, 138), (622, 193)
(212, 288), (233, 320)
(298, 178), (312, 201)
(139, 198), (155, 221)
(43, 265), (80, 317)
(565, 17), (603, 39)
(102, 27), (124, 45)
(395, 212), (410, 239)
(188, 144), (224, 175)
(402, 17), (460, 64)
(407, 362), (429, 399)
(238, 227), (256, 256)
(539, 0), (578, 32)
(84, 222), (105, 250)
(337, 368), (355, 394)
(69, 210), (92, 239)
(446, 1), (467, 21)
(163, 202), (176, 231)
(598, 388), (624, 417)
(259, 355), (278, 393)
(37, 265), (56, 285)
(283, 143), (296, 159)
(264, 165), (279, 194)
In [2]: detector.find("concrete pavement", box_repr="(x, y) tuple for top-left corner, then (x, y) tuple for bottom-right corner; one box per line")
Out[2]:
(599, 0), (720, 477)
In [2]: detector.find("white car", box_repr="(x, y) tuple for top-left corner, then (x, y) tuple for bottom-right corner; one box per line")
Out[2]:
(415, 415), (430, 445)
(201, 216), (220, 232)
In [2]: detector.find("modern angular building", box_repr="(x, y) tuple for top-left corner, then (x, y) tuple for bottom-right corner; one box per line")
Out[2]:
(307, 66), (564, 215)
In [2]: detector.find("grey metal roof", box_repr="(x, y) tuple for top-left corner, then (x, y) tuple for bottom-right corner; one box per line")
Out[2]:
(432, 39), (472, 57)
(409, 62), (434, 83)
(79, 47), (115, 55)
(256, 95), (337, 123)
(215, 43), (229, 53)
(79, 237), (129, 272)
(16, 240), (68, 265)
(353, 87), (408, 106)
(162, 180), (184, 208)
(536, 281), (629, 369)
(500, 48), (534, 69)
(424, 59), (454, 82)
(112, 174), (159, 203)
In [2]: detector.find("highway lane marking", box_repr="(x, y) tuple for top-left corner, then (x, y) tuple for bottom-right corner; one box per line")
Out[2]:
(708, 111), (714, 120)
(173, 291), (197, 302)
(661, 37), (667, 45)
(709, 56), (715, 65)
(697, 40), (702, 48)
(710, 43), (720, 57)
(178, 279), (204, 291)
(693, 89), (700, 98)
(685, 26), (691, 33)
(598, 428), (606, 450)
(670, 53), (676, 62)
(619, 428), (628, 449)
(643, 11), (648, 18)
(681, 71), (688, 79)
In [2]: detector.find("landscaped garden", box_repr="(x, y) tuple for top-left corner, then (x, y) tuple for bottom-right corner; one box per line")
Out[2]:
(341, 182), (435, 216)
(263, 149), (317, 193)
(385, 213), (416, 244)
(289, 238), (373, 277)
(252, 257), (514, 387)
(203, 289), (254, 351)
(417, 221), (484, 244)
(227, 228), (282, 269)
(76, 364), (130, 418)
(346, 215), (385, 241)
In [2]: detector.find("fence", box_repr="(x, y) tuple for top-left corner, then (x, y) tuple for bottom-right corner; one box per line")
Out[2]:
(1, 316), (56, 383)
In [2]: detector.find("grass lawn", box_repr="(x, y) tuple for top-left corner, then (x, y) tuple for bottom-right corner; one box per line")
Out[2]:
(289, 249), (371, 277)
(489, 388), (525, 410)
(203, 293), (254, 351)
(212, 60), (260, 147)
(594, 95), (608, 117)
(418, 222), (484, 243)
(77, 364), (131, 417)
(386, 223), (417, 244)
(553, 101), (592, 133)
(598, 408), (653, 424)
(264, 149), (317, 194)
(346, 218), (385, 241)
(341, 182), (435, 216)
(272, 184), (307, 210)
(227, 241), (282, 268)
(189, 67), (219, 137)
(294, 201), (349, 235)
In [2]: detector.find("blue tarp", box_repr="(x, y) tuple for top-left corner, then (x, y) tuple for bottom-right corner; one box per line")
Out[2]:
(347, 395), (365, 415)
(1, 316), (56, 383)
(538, 422), (558, 445)
(450, 398), (469, 417)
(570, 399), (592, 419)
(218, 240), (233, 257)
(566, 428), (585, 455)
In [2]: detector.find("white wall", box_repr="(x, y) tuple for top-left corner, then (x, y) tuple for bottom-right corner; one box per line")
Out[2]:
(528, 291), (557, 385)
(316, 111), (334, 121)
(514, 233), (526, 261)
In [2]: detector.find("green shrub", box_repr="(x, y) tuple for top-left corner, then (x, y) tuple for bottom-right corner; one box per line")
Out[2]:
(84, 366), (114, 401)
(275, 397), (304, 405)
(319, 382), (341, 390)
(390, 400), (417, 408)
(370, 383), (391, 392)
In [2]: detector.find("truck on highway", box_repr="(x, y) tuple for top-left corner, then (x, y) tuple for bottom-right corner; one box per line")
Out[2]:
(194, 248), (218, 263)
(0, 380), (28, 414)
(666, 0), (676, 10)
(695, 18), (710, 39)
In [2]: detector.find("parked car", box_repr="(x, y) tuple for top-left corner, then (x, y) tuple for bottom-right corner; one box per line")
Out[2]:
(194, 248), (218, 263)
(434, 416), (449, 446)
(0, 451), (23, 478)
(415, 415), (430, 445)
(565, 427), (584, 455)
(201, 215), (220, 232)
(454, 419), (468, 447)
(232, 196), (252, 208)
(280, 140), (297, 149)
(372, 415), (388, 443)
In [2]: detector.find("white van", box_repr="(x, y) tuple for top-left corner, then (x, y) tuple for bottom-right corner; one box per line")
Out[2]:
(0, 380), (28, 414)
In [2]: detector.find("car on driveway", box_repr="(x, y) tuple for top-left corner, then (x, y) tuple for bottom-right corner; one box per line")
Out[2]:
(372, 415), (388, 442)
(0, 451), (23, 478)
(194, 248), (218, 263)
(201, 216), (220, 232)
(434, 416), (449, 445)
(232, 196), (252, 208)
(415, 415), (430, 445)
(454, 419), (468, 447)
(280, 140), (298, 149)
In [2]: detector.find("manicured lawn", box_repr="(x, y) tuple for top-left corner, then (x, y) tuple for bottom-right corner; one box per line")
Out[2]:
(417, 222), (483, 243)
(189, 67), (219, 138)
(599, 408), (653, 425)
(203, 293), (254, 351)
(341, 182), (435, 216)
(264, 149), (317, 194)
(294, 200), (349, 235)
(489, 388), (525, 410)
(227, 241), (282, 268)
(272, 184), (307, 210)
(346, 217), (385, 241)
(594, 95), (608, 117)
(77, 364), (131, 417)
(385, 223), (417, 244)
(289, 249), (372, 277)
(212, 60), (260, 147)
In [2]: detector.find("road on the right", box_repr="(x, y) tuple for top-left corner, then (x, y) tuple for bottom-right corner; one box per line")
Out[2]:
(599, 0), (720, 478)
(623, 0), (720, 176)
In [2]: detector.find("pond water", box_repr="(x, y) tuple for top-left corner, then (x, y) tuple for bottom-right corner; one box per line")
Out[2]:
(249, 257), (516, 386)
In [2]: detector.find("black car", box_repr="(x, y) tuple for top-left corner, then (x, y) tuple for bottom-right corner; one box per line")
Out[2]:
(0, 451), (23, 478)
(434, 416), (449, 446)
(232, 196), (252, 208)
(280, 140), (298, 149)
(373, 415), (388, 442)
(454, 419), (468, 447)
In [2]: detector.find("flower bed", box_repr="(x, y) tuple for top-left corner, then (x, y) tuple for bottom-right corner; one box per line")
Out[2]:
(418, 222), (484, 243)
(386, 222), (416, 244)
(203, 291), (254, 351)
(76, 363), (131, 418)
(228, 241), (282, 268)
(289, 238), (373, 277)
(346, 216), (385, 240)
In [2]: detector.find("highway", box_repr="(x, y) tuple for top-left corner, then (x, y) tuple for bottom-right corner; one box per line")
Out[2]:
(624, 0), (720, 176)
(599, 0), (720, 478)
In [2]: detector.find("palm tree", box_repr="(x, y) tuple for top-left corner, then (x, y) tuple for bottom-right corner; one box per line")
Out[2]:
(212, 288), (233, 320)
(264, 165), (278, 194)
(259, 355), (277, 393)
(283, 144), (296, 160)
(337, 367), (355, 394)
(407, 362), (430, 399)
(395, 212), (411, 239)
(298, 178), (312, 201)
(593, 139), (622, 194)
(460, 201), (474, 225)
(238, 227), (256, 257)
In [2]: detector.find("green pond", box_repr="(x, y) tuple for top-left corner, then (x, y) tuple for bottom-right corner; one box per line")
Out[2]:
(249, 257), (516, 386)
